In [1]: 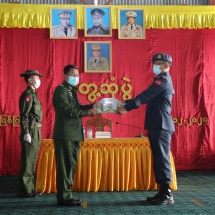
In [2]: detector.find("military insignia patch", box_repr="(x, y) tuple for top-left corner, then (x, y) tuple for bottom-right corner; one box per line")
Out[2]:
(154, 79), (163, 86)
(24, 96), (31, 102)
(157, 54), (162, 59)
(68, 90), (73, 97)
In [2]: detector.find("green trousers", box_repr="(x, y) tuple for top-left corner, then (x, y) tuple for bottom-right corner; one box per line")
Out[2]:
(54, 140), (80, 202)
(18, 128), (41, 193)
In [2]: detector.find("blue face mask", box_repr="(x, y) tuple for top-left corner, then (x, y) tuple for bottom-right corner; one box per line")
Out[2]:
(68, 77), (79, 86)
(153, 65), (162, 75)
(34, 79), (41, 89)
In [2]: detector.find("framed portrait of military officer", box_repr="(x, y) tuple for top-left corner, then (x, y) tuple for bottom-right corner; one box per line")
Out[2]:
(84, 41), (112, 73)
(118, 9), (145, 39)
(84, 6), (112, 37)
(50, 8), (78, 39)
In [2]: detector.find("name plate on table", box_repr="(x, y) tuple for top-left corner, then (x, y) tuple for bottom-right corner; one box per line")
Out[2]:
(95, 131), (112, 138)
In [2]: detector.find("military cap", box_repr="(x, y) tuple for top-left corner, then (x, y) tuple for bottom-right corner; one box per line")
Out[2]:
(58, 10), (72, 18)
(126, 11), (137, 18)
(90, 8), (105, 16)
(91, 44), (101, 51)
(152, 53), (172, 63)
(20, 70), (43, 77)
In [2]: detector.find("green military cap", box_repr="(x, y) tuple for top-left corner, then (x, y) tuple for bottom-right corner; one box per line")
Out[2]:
(90, 8), (105, 16)
(20, 70), (43, 77)
(126, 11), (137, 18)
(91, 44), (101, 51)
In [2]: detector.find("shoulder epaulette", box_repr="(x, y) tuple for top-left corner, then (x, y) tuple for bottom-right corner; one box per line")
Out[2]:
(87, 28), (92, 33)
(24, 89), (32, 94)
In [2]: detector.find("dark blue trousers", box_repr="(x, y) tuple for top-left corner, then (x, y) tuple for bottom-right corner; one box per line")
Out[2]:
(148, 129), (173, 186)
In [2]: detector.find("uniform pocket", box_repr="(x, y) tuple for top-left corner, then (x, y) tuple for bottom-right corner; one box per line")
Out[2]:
(35, 105), (41, 111)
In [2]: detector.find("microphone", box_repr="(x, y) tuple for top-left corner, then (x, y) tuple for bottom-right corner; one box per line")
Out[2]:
(116, 122), (144, 138)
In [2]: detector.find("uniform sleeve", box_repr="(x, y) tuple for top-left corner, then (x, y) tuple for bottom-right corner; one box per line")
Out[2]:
(88, 58), (93, 70)
(124, 77), (168, 111)
(53, 86), (85, 118)
(103, 58), (109, 70)
(139, 26), (143, 37)
(73, 27), (76, 37)
(19, 93), (33, 134)
(80, 109), (89, 117)
(79, 103), (94, 117)
(52, 27), (57, 36)
(80, 104), (94, 110)
(120, 26), (124, 37)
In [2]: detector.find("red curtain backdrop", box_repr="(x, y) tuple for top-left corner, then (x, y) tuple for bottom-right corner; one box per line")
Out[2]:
(0, 28), (215, 175)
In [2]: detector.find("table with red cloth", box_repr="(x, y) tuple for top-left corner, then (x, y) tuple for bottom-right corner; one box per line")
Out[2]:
(36, 138), (177, 193)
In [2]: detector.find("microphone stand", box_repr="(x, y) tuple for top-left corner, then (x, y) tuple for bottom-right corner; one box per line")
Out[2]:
(116, 122), (144, 138)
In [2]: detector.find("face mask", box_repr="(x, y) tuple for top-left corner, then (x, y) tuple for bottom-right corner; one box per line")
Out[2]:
(34, 79), (41, 89)
(153, 65), (162, 75)
(68, 77), (79, 86)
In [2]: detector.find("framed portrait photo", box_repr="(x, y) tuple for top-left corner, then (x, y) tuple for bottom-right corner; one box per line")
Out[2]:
(84, 6), (112, 37)
(118, 9), (145, 39)
(50, 8), (78, 39)
(84, 41), (112, 73)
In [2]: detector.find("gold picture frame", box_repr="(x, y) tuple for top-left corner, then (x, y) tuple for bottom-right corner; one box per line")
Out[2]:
(118, 9), (145, 39)
(84, 41), (112, 73)
(84, 6), (112, 37)
(50, 8), (78, 39)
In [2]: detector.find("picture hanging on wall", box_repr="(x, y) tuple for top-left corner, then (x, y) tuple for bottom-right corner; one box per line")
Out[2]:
(50, 8), (78, 39)
(118, 9), (145, 39)
(84, 6), (112, 37)
(84, 41), (112, 73)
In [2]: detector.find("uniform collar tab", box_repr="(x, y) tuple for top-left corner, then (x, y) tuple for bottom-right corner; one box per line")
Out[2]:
(63, 81), (77, 90)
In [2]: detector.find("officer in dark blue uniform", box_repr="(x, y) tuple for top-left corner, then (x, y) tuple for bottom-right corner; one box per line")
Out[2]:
(117, 53), (175, 205)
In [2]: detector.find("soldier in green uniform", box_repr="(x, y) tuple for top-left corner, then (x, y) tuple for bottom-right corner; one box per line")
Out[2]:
(52, 65), (98, 206)
(17, 70), (43, 198)
(87, 44), (109, 71)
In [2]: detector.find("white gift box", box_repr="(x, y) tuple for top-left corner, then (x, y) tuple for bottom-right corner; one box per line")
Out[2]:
(94, 98), (120, 114)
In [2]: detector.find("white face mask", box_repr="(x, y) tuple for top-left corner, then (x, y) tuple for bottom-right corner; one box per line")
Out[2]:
(153, 65), (162, 75)
(34, 79), (41, 89)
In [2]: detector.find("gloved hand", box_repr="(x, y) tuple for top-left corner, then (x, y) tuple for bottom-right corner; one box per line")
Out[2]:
(24, 134), (31, 143)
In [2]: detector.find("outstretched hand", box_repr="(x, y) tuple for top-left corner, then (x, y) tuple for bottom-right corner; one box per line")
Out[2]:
(88, 108), (100, 117)
(116, 105), (127, 115)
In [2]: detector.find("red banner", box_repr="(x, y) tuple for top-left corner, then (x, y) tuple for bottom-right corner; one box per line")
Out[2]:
(0, 28), (215, 175)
